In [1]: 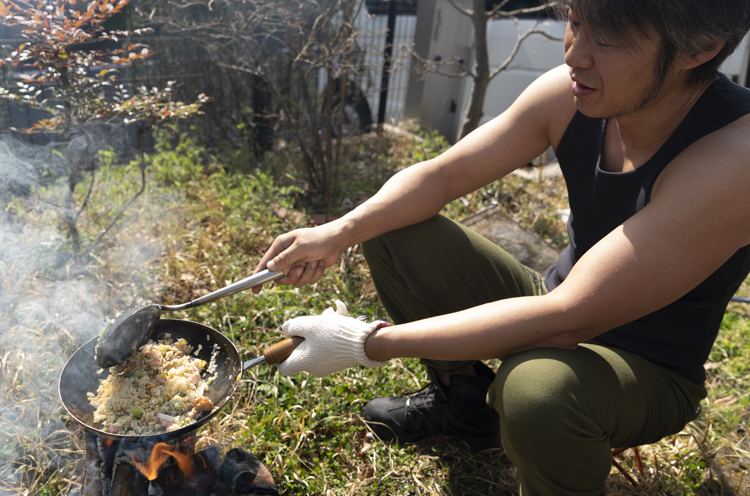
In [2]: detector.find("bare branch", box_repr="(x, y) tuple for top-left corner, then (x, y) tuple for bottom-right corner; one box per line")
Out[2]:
(74, 163), (95, 223)
(488, 19), (563, 80)
(409, 50), (475, 80)
(80, 125), (149, 262)
(445, 0), (473, 17)
(488, 1), (557, 18)
(485, 0), (511, 18)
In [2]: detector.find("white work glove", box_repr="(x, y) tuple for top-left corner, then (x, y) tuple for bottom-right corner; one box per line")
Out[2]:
(277, 300), (390, 377)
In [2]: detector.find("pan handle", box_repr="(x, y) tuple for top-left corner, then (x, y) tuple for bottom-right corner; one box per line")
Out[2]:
(263, 336), (305, 364)
(160, 269), (286, 312)
(242, 336), (304, 371)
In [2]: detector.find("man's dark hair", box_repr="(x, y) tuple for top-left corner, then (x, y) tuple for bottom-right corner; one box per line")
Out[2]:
(556, 0), (750, 87)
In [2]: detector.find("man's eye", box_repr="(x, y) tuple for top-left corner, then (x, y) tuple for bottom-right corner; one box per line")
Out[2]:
(595, 40), (618, 49)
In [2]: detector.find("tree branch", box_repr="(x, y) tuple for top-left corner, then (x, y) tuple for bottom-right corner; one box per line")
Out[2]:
(445, 0), (472, 17)
(79, 123), (151, 263)
(487, 1), (557, 19)
(488, 19), (563, 80)
(485, 0), (511, 18)
(409, 51), (475, 80)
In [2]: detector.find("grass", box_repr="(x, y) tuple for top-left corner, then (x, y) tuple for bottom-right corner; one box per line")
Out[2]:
(0, 126), (748, 495)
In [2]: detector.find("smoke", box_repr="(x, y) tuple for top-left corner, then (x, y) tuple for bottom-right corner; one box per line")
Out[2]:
(0, 129), (164, 495)
(0, 125), (132, 201)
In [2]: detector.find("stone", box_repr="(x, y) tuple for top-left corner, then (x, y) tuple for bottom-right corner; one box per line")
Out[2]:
(461, 205), (560, 274)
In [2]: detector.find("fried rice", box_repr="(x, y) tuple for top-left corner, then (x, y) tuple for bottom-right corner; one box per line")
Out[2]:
(87, 334), (217, 436)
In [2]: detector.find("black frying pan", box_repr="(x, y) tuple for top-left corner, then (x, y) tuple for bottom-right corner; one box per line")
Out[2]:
(58, 319), (300, 442)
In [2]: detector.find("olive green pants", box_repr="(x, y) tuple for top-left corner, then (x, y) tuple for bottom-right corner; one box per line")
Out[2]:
(361, 215), (706, 495)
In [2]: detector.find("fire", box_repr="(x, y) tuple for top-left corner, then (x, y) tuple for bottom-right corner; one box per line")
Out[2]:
(132, 442), (194, 481)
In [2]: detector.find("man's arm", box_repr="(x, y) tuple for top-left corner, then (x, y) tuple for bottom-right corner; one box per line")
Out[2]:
(365, 114), (750, 362)
(254, 66), (576, 288)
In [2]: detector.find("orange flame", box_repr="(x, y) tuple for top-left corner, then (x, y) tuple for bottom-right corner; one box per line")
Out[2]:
(132, 442), (194, 481)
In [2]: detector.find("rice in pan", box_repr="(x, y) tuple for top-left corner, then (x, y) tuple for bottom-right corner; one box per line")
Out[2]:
(87, 334), (216, 436)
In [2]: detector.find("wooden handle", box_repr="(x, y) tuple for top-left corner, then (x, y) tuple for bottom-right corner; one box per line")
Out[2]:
(263, 336), (305, 365)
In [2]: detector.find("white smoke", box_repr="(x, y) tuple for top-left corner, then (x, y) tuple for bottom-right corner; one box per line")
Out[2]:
(0, 129), (164, 495)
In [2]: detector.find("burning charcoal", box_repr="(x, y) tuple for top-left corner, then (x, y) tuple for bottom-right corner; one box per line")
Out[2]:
(83, 433), (103, 496)
(156, 447), (221, 496)
(83, 435), (274, 496)
(111, 458), (150, 496)
(148, 481), (163, 496)
(211, 449), (278, 496)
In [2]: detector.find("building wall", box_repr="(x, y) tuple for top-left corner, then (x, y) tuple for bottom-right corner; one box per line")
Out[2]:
(403, 1), (750, 143)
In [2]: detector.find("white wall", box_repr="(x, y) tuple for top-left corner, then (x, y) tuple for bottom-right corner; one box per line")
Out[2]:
(407, 4), (750, 143)
(454, 23), (749, 142)
(455, 17), (566, 140)
(403, 0), (474, 139)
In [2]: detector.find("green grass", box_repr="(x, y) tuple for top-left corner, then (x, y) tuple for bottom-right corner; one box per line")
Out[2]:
(1, 127), (749, 495)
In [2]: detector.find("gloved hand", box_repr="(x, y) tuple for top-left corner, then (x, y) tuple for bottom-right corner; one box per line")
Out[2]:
(277, 300), (390, 377)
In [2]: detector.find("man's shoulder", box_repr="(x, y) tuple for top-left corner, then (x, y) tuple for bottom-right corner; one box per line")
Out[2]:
(657, 111), (750, 209)
(701, 111), (750, 159)
(511, 65), (578, 148)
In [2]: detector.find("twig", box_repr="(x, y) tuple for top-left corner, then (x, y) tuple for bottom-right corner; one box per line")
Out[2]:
(488, 2), (557, 19)
(78, 122), (151, 262)
(74, 162), (96, 222)
(488, 19), (563, 80)
(445, 0), (474, 17)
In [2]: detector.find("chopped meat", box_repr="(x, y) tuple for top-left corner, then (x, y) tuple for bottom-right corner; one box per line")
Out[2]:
(193, 397), (214, 412)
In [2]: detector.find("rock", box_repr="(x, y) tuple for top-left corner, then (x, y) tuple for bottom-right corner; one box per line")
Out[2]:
(512, 160), (562, 180)
(461, 205), (560, 274)
(698, 403), (750, 496)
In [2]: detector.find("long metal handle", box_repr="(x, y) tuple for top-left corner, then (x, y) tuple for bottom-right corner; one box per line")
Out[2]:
(161, 269), (285, 311)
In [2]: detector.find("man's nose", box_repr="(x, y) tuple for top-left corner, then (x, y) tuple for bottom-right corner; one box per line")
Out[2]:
(564, 27), (594, 70)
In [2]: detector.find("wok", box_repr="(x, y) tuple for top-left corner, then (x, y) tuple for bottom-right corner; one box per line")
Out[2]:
(59, 318), (301, 442)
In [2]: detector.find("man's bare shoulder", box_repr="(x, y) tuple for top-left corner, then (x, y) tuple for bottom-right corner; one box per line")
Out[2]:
(662, 111), (750, 181)
(507, 65), (578, 149)
(713, 111), (750, 146)
(654, 111), (750, 248)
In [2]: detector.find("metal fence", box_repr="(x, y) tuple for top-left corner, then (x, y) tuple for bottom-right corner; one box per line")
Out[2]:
(0, 3), (418, 149)
(353, 7), (417, 127)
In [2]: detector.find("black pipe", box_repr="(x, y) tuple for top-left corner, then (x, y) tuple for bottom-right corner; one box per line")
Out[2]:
(378, 0), (398, 126)
(731, 296), (750, 303)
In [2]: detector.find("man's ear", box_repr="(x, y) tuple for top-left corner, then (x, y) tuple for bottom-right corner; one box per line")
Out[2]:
(686, 38), (726, 68)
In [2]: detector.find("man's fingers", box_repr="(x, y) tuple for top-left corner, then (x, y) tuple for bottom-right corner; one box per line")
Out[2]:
(253, 228), (339, 291)
(294, 262), (322, 287)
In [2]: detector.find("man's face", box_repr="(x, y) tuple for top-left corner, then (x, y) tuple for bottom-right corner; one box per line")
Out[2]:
(563, 9), (667, 118)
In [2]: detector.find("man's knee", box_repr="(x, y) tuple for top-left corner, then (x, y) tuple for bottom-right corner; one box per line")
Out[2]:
(489, 349), (614, 493)
(362, 216), (444, 255)
(490, 349), (588, 440)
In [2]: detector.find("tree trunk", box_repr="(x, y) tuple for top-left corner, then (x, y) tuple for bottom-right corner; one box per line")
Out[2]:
(60, 64), (81, 253)
(252, 73), (274, 156)
(458, 0), (491, 141)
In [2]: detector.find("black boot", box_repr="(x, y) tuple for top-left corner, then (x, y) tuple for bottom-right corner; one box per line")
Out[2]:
(362, 362), (501, 452)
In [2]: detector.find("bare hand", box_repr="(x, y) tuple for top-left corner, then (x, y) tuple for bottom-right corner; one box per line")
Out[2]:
(251, 223), (346, 293)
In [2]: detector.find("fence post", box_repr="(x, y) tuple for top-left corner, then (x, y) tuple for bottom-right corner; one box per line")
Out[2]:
(377, 0), (398, 129)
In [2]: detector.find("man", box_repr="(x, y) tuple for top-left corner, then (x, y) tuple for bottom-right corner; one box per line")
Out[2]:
(252, 0), (750, 493)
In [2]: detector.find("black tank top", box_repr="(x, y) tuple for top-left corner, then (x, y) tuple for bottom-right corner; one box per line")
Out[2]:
(546, 74), (750, 384)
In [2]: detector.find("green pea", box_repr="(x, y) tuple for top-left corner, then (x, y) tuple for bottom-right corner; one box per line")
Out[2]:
(131, 406), (143, 419)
